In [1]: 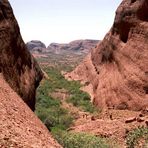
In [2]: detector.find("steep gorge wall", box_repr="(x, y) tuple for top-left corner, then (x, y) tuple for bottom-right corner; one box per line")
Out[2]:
(0, 74), (61, 147)
(0, 0), (43, 111)
(0, 1), (61, 147)
(67, 0), (148, 111)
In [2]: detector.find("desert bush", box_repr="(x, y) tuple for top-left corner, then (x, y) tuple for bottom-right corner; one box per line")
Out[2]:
(67, 92), (97, 113)
(126, 126), (148, 148)
(35, 76), (73, 130)
(52, 130), (109, 148)
(44, 108), (73, 130)
(36, 67), (99, 140)
(42, 67), (98, 113)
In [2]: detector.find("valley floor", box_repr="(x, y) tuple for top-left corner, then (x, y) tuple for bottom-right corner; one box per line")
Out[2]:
(35, 54), (148, 148)
(53, 86), (148, 147)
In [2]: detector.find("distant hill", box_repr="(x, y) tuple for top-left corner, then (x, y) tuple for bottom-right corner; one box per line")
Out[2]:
(27, 39), (99, 71)
(26, 40), (46, 53)
(47, 39), (99, 54)
(26, 39), (99, 54)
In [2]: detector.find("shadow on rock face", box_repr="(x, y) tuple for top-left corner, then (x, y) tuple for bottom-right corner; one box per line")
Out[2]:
(0, 1), (43, 111)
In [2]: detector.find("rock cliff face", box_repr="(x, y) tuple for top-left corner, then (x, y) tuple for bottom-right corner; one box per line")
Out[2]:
(0, 74), (61, 147)
(0, 0), (43, 111)
(0, 1), (60, 147)
(67, 0), (148, 111)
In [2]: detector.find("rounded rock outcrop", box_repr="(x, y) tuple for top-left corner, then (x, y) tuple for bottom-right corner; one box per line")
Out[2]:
(67, 0), (148, 111)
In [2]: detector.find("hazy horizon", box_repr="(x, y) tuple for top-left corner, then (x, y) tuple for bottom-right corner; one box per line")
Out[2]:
(9, 0), (122, 46)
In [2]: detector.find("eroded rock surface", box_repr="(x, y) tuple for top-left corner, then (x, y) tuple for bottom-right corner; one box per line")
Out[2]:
(0, 1), (61, 147)
(67, 0), (148, 111)
(0, 74), (61, 148)
(0, 0), (43, 111)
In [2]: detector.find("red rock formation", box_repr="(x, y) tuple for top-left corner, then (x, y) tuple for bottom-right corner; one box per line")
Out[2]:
(47, 39), (99, 54)
(0, 1), (61, 147)
(67, 0), (148, 111)
(0, 74), (61, 147)
(0, 0), (43, 111)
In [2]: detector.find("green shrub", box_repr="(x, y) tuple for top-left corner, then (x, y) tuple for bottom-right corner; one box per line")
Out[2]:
(36, 106), (73, 130)
(40, 67), (98, 113)
(67, 91), (98, 113)
(44, 108), (73, 130)
(35, 74), (73, 129)
(36, 67), (99, 136)
(126, 126), (148, 148)
(52, 130), (109, 148)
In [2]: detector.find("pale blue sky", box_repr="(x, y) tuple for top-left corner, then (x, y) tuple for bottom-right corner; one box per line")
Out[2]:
(9, 0), (121, 46)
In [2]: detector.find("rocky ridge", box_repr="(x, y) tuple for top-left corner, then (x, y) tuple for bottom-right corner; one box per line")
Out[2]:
(47, 39), (99, 54)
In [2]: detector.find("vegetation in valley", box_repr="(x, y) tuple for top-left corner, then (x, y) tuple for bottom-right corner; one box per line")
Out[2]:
(126, 126), (148, 148)
(35, 66), (104, 147)
(36, 51), (85, 72)
(52, 129), (109, 148)
(35, 78), (73, 130)
(35, 66), (148, 148)
(36, 67), (97, 114)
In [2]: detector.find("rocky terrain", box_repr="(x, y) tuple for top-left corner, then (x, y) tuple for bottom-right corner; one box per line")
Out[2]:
(31, 40), (99, 72)
(0, 74), (61, 148)
(0, 0), (43, 111)
(63, 0), (148, 147)
(0, 0), (60, 147)
(1, 0), (148, 147)
(26, 39), (98, 55)
(47, 39), (99, 54)
(71, 108), (148, 147)
(66, 0), (148, 111)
